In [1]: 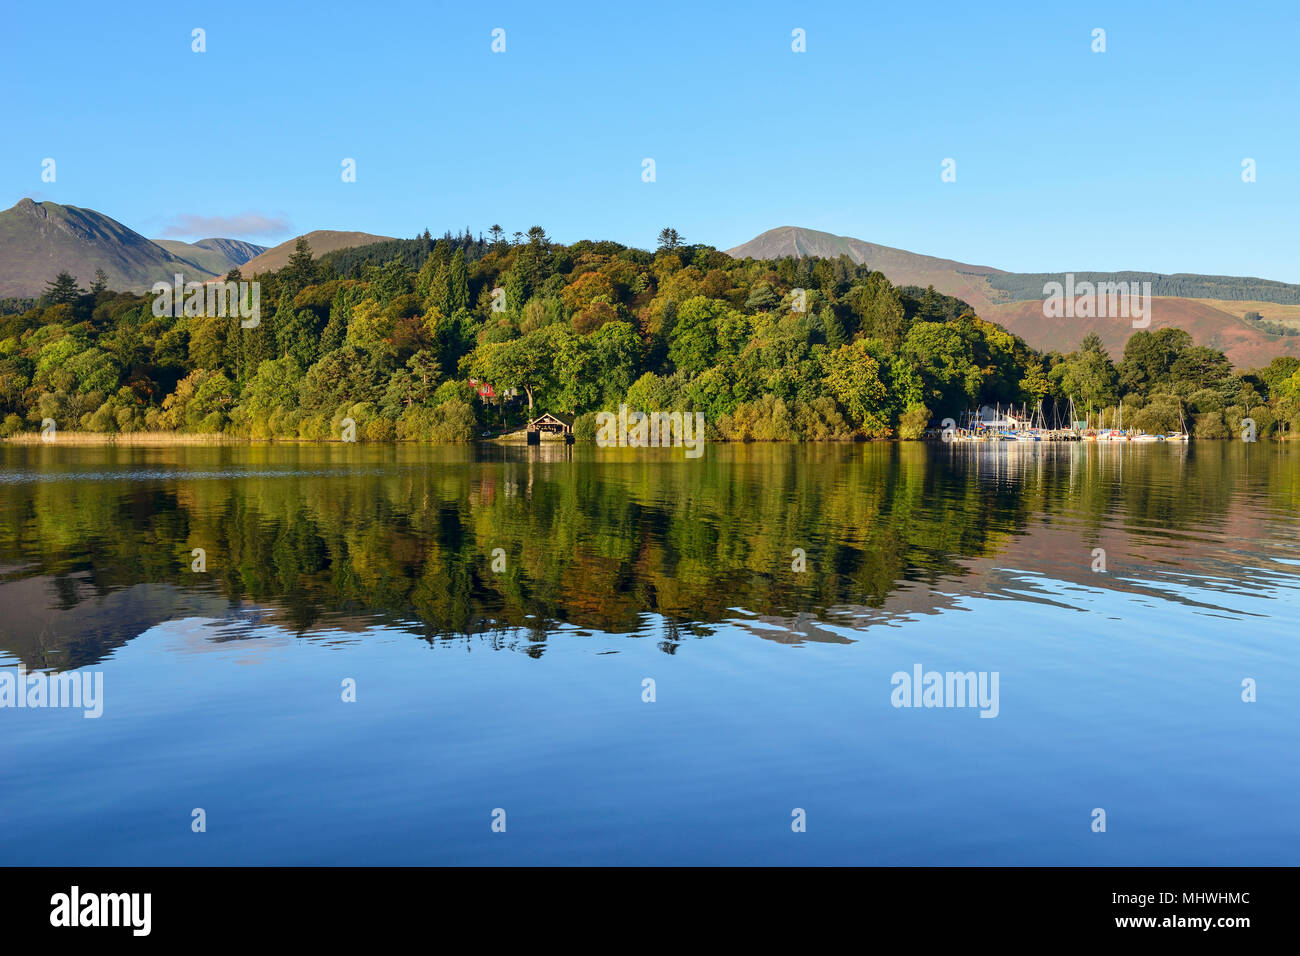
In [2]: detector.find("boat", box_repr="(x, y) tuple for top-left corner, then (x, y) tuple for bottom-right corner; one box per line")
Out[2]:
(1165, 403), (1190, 442)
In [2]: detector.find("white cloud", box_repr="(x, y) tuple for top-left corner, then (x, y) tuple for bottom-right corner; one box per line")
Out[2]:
(161, 212), (290, 239)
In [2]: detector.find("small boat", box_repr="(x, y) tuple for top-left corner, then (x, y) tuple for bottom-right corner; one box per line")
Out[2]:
(1164, 432), (1188, 442)
(1131, 432), (1163, 442)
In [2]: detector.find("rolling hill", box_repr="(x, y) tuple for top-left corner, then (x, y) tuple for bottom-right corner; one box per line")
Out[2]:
(152, 238), (267, 278)
(727, 226), (1300, 366)
(238, 231), (395, 276)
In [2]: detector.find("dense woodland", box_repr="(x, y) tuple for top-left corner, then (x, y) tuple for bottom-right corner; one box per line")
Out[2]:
(986, 270), (1300, 305)
(3, 227), (1300, 442)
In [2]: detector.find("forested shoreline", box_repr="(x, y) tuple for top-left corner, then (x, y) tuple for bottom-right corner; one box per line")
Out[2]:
(3, 227), (1299, 443)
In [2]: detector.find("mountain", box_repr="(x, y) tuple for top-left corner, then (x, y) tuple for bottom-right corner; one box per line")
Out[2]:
(152, 238), (266, 278)
(238, 231), (395, 276)
(0, 199), (190, 297)
(726, 226), (1300, 366)
(726, 226), (1005, 310)
(0, 199), (264, 297)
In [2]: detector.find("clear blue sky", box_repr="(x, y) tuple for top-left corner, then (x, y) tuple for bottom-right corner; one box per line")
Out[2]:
(3, 0), (1298, 280)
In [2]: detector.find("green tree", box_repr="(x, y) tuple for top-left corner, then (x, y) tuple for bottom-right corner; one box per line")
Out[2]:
(282, 237), (318, 293)
(447, 248), (470, 313)
(825, 339), (891, 436)
(846, 273), (907, 349)
(657, 227), (683, 252)
(463, 327), (556, 414)
(44, 272), (83, 304)
(1051, 332), (1119, 409)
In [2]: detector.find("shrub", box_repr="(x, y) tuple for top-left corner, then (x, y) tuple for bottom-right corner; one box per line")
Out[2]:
(428, 399), (476, 442)
(362, 416), (396, 442)
(1131, 402), (1180, 433)
(792, 397), (855, 441)
(897, 404), (931, 440)
(573, 411), (597, 441)
(717, 396), (797, 441)
(1193, 411), (1228, 439)
(396, 405), (437, 441)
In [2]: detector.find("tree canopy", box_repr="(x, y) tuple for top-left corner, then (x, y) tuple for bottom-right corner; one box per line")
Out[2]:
(0, 228), (1292, 442)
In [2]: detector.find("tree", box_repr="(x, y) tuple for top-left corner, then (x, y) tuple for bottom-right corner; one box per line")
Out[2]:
(657, 227), (683, 252)
(825, 339), (891, 436)
(1170, 345), (1233, 394)
(91, 269), (109, 295)
(917, 285), (947, 322)
(743, 282), (779, 312)
(463, 327), (556, 414)
(668, 297), (727, 375)
(447, 248), (470, 313)
(902, 321), (985, 414)
(1051, 332), (1119, 409)
(1118, 327), (1191, 393)
(846, 273), (906, 349)
(282, 237), (318, 293)
(44, 272), (83, 304)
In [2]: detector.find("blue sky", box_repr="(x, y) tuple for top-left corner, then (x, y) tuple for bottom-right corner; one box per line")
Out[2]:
(3, 0), (1298, 280)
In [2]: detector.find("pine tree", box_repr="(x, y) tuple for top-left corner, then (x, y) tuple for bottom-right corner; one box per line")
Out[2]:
(91, 269), (109, 294)
(657, 227), (683, 252)
(44, 271), (83, 304)
(283, 237), (317, 293)
(918, 285), (946, 322)
(448, 249), (470, 313)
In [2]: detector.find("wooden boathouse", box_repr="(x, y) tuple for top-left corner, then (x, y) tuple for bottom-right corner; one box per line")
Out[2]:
(526, 413), (574, 444)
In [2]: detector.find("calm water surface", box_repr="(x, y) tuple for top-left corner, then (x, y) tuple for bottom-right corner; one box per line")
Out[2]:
(1, 442), (1297, 865)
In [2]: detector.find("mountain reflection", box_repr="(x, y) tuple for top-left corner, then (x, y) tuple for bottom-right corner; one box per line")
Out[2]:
(1, 441), (1296, 668)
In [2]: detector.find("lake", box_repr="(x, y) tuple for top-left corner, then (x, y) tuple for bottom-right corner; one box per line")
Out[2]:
(1, 441), (1297, 865)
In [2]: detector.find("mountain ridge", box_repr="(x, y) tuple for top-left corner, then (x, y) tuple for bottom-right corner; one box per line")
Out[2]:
(0, 199), (267, 296)
(725, 225), (1300, 364)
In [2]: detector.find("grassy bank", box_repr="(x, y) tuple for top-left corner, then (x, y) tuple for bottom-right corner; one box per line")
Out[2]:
(2, 431), (248, 445)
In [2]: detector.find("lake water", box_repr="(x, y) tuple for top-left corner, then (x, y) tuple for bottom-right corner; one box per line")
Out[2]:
(1, 441), (1297, 865)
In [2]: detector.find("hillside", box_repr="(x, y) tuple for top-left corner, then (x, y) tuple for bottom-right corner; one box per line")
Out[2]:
(239, 231), (395, 276)
(0, 199), (267, 296)
(726, 226), (1300, 366)
(982, 297), (1300, 366)
(726, 226), (1005, 310)
(0, 199), (194, 296)
(152, 238), (266, 277)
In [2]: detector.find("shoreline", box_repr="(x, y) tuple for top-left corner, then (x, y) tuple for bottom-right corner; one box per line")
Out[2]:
(2, 431), (1290, 446)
